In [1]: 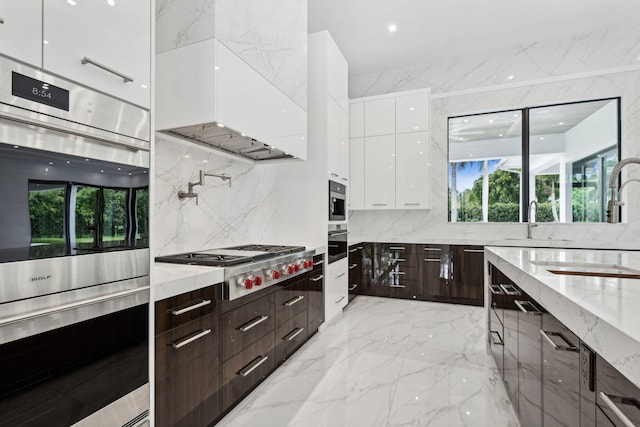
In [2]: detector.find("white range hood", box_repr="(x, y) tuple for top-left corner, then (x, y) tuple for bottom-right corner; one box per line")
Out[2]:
(156, 39), (307, 161)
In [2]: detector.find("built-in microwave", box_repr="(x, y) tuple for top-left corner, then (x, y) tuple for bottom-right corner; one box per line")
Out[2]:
(329, 180), (346, 221)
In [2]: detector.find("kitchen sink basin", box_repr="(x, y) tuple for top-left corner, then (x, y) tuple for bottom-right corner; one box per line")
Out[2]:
(530, 261), (640, 279)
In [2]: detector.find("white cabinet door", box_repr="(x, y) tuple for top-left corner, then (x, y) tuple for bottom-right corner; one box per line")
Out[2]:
(349, 138), (365, 209)
(350, 102), (364, 138)
(327, 95), (349, 182)
(364, 98), (395, 136)
(43, 0), (151, 108)
(364, 135), (396, 209)
(325, 258), (348, 322)
(326, 37), (348, 112)
(396, 93), (430, 134)
(396, 132), (430, 209)
(0, 0), (42, 67)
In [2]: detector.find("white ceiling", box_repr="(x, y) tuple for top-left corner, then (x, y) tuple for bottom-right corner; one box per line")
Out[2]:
(308, 0), (640, 76)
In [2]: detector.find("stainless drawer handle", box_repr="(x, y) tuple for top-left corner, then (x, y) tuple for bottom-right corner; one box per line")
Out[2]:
(357, 246), (363, 250)
(237, 355), (269, 377)
(391, 258), (406, 262)
(390, 271), (405, 275)
(489, 284), (504, 295)
(372, 203), (388, 206)
(171, 329), (212, 349)
(336, 273), (346, 278)
(514, 300), (541, 315)
(404, 203), (421, 206)
(424, 247), (442, 251)
(335, 296), (346, 304)
(313, 260), (324, 266)
(540, 330), (578, 352)
(490, 330), (504, 346)
(284, 295), (304, 307)
(349, 248), (358, 253)
(599, 392), (639, 427)
(424, 258), (440, 262)
(349, 284), (358, 291)
(349, 264), (358, 269)
(341, 177), (348, 182)
(311, 275), (324, 282)
(238, 315), (269, 332)
(330, 173), (339, 177)
(499, 284), (521, 296)
(81, 57), (133, 83)
(329, 231), (348, 236)
(171, 299), (212, 316)
(389, 284), (406, 288)
(463, 249), (484, 253)
(285, 327), (305, 341)
(389, 246), (405, 250)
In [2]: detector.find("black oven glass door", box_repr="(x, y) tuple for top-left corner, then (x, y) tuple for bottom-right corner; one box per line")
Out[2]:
(328, 229), (348, 263)
(0, 303), (148, 427)
(329, 180), (346, 221)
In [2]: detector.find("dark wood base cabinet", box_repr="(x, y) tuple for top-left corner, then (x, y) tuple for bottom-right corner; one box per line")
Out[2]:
(489, 263), (640, 427)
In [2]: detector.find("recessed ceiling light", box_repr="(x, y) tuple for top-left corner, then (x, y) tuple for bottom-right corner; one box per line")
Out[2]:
(100, 170), (104, 173)
(419, 151), (423, 155)
(507, 75), (515, 80)
(413, 126), (419, 130)
(49, 162), (54, 165)
(203, 159), (209, 163)
(117, 167), (121, 171)
(463, 119), (469, 123)
(43, 40), (49, 45)
(67, 0), (77, 5)
(140, 84), (148, 88)
(66, 160), (70, 164)
(217, 123), (225, 128)
(558, 121), (564, 125)
(241, 133), (246, 137)
(540, 137), (545, 140)
(388, 24), (397, 33)
(107, 0), (115, 5)
(184, 155), (190, 159)
(513, 113), (519, 118)
(416, 141), (421, 144)
(499, 134), (503, 137)
(488, 119), (494, 123)
(409, 107), (415, 111)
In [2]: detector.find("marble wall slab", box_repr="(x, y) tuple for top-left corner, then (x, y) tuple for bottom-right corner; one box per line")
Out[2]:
(156, 0), (215, 54)
(348, 25), (640, 250)
(153, 134), (279, 256)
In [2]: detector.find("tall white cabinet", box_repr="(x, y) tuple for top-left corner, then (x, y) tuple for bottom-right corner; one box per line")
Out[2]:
(349, 89), (431, 210)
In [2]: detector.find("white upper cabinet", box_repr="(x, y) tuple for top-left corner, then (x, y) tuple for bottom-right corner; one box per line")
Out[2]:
(326, 36), (348, 112)
(349, 137), (365, 209)
(327, 95), (349, 182)
(396, 132), (430, 209)
(43, 0), (151, 108)
(0, 0), (42, 67)
(396, 93), (430, 134)
(364, 134), (396, 209)
(350, 102), (364, 138)
(364, 98), (395, 136)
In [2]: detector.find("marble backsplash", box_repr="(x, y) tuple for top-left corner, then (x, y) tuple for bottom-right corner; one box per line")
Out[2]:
(348, 25), (640, 250)
(153, 134), (279, 256)
(155, 0), (307, 109)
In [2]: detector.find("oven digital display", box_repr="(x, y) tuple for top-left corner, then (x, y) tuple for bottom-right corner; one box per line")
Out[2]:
(12, 72), (70, 111)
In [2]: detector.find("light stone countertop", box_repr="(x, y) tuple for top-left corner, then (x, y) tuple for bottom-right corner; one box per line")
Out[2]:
(485, 246), (640, 388)
(153, 263), (224, 301)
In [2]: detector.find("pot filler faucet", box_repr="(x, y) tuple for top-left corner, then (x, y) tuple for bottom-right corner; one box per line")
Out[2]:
(527, 200), (538, 239)
(607, 158), (640, 223)
(178, 170), (231, 205)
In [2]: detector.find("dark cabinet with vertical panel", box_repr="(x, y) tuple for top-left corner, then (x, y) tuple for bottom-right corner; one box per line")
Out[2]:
(421, 244), (449, 302)
(348, 244), (363, 303)
(308, 253), (325, 333)
(450, 245), (484, 306)
(515, 298), (543, 427)
(366, 243), (420, 299)
(541, 312), (581, 427)
(596, 353), (640, 426)
(274, 275), (309, 363)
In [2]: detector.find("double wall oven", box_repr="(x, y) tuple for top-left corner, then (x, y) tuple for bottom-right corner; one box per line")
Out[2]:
(0, 57), (150, 426)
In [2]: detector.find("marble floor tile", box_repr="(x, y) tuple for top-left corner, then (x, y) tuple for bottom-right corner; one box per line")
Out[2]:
(217, 296), (519, 427)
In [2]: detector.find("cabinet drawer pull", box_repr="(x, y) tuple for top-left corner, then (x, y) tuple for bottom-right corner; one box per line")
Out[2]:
(171, 299), (212, 316)
(372, 203), (388, 206)
(424, 247), (442, 251)
(357, 246), (363, 250)
(404, 203), (420, 206)
(599, 392), (639, 427)
(489, 284), (504, 295)
(311, 275), (324, 282)
(390, 258), (405, 262)
(336, 272), (346, 278)
(349, 248), (358, 253)
(349, 264), (358, 269)
(330, 173), (339, 177)
(81, 57), (133, 83)
(514, 300), (541, 315)
(284, 295), (304, 307)
(389, 246), (405, 250)
(238, 315), (269, 332)
(389, 284), (406, 288)
(330, 231), (349, 236)
(540, 330), (578, 352)
(349, 284), (358, 291)
(463, 249), (484, 253)
(499, 284), (521, 296)
(341, 177), (348, 182)
(237, 355), (269, 377)
(390, 271), (405, 275)
(490, 330), (504, 346)
(313, 260), (324, 266)
(424, 258), (440, 262)
(335, 296), (346, 304)
(0, 18), (5, 24)
(171, 329), (212, 349)
(284, 327), (305, 341)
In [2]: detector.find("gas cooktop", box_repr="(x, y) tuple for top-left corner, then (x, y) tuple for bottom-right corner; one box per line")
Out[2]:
(154, 244), (306, 267)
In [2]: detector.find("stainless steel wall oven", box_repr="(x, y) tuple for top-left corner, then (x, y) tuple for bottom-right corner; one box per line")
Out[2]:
(328, 225), (347, 264)
(0, 57), (151, 426)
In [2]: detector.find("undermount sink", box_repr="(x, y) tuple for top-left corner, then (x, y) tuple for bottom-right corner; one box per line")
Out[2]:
(530, 260), (640, 279)
(504, 237), (572, 242)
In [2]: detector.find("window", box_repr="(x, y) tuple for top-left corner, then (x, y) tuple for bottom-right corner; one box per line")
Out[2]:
(448, 98), (620, 223)
(28, 182), (66, 245)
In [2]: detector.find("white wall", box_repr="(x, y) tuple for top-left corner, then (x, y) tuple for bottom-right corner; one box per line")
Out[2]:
(348, 24), (640, 249)
(565, 100), (618, 162)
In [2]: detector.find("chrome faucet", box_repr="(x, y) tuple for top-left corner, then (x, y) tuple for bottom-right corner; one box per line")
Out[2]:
(178, 170), (232, 205)
(527, 200), (538, 239)
(607, 158), (640, 223)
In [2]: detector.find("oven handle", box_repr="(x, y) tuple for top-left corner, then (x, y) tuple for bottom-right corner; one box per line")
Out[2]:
(0, 286), (150, 327)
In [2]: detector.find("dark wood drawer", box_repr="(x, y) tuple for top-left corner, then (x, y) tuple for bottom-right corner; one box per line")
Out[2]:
(155, 313), (219, 382)
(156, 285), (220, 334)
(275, 310), (309, 362)
(275, 279), (308, 323)
(222, 332), (275, 411)
(222, 293), (275, 361)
